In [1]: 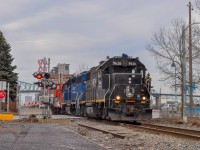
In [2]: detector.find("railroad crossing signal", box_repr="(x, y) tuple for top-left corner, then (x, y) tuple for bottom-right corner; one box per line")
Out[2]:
(33, 71), (56, 89)
(0, 90), (6, 99)
(33, 72), (50, 79)
(33, 71), (50, 79)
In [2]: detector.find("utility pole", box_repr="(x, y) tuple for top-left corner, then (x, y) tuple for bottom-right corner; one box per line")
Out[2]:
(182, 25), (187, 121)
(188, 2), (193, 117)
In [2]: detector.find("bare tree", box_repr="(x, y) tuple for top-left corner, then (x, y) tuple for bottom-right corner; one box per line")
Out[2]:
(75, 63), (89, 75)
(146, 19), (200, 89)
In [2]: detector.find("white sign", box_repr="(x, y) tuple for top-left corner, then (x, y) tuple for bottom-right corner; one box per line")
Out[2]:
(39, 96), (51, 103)
(38, 58), (48, 72)
(0, 81), (7, 90)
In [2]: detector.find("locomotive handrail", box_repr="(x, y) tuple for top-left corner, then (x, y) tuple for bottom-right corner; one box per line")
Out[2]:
(108, 84), (118, 108)
(95, 59), (109, 71)
(104, 74), (110, 109)
(112, 73), (142, 75)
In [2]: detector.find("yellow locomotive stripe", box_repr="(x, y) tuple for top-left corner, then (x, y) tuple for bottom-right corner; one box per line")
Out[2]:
(80, 99), (105, 103)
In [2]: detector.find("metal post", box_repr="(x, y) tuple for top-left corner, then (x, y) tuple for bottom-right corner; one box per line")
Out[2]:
(182, 25), (187, 122)
(171, 61), (177, 108)
(7, 82), (10, 112)
(0, 98), (1, 114)
(18, 85), (21, 119)
(188, 2), (193, 117)
(175, 64), (177, 108)
(48, 58), (50, 73)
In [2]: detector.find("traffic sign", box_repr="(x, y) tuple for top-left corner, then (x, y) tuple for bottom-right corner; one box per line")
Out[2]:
(0, 90), (6, 99)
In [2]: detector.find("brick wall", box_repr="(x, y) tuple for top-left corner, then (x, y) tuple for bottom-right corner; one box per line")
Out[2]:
(1, 102), (17, 112)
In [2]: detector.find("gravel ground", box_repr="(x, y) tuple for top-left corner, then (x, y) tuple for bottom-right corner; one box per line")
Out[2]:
(10, 115), (200, 150)
(65, 118), (200, 150)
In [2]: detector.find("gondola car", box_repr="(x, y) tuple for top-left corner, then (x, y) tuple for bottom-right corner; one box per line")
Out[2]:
(62, 54), (152, 121)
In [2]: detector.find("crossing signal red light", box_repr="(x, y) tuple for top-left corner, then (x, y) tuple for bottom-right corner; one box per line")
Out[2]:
(33, 72), (42, 79)
(42, 72), (50, 79)
(36, 73), (42, 79)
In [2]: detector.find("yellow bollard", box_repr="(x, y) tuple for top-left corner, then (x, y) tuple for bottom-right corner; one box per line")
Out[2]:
(0, 113), (13, 121)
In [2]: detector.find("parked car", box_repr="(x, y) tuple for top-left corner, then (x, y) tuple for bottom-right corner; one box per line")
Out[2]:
(161, 104), (177, 113)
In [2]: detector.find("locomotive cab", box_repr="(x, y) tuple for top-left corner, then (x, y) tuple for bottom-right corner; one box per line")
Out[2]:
(101, 55), (152, 121)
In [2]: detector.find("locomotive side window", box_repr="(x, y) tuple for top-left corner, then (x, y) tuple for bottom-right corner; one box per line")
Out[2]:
(139, 68), (144, 78)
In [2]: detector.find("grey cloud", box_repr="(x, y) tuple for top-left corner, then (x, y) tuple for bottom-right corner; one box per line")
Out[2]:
(1, 0), (190, 85)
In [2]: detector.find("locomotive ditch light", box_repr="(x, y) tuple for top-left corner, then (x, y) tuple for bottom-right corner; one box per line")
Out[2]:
(115, 96), (121, 103)
(141, 100), (146, 104)
(116, 96), (121, 100)
(142, 96), (146, 100)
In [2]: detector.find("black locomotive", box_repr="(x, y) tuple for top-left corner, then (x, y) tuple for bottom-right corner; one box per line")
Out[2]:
(62, 54), (152, 121)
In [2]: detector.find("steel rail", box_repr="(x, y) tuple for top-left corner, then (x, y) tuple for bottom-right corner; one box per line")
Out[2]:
(78, 123), (125, 139)
(119, 123), (200, 141)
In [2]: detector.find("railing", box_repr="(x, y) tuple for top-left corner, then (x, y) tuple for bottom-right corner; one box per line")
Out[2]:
(18, 81), (41, 93)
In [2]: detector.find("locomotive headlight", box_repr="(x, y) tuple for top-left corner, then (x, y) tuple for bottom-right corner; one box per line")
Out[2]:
(116, 96), (121, 100)
(142, 96), (146, 100)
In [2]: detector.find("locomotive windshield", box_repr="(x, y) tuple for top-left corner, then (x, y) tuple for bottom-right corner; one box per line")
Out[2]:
(112, 66), (134, 73)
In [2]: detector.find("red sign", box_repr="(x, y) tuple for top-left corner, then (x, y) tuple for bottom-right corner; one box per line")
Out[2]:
(0, 90), (6, 99)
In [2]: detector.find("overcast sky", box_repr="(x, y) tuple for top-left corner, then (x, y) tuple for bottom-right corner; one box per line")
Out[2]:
(0, 0), (194, 92)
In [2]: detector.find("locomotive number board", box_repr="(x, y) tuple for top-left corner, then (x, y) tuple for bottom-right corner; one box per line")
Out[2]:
(112, 59), (136, 66)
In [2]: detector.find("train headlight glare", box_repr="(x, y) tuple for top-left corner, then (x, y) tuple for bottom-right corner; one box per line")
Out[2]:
(142, 96), (146, 100)
(116, 96), (121, 100)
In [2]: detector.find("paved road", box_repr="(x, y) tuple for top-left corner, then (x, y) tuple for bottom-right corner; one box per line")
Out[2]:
(0, 122), (106, 150)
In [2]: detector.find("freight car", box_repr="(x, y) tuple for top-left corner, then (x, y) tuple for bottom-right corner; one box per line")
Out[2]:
(62, 54), (152, 121)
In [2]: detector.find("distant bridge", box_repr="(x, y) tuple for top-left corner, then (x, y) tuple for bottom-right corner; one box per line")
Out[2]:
(150, 89), (200, 98)
(18, 81), (41, 93)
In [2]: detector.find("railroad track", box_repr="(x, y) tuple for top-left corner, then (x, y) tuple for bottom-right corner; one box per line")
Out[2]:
(120, 123), (200, 140)
(78, 123), (127, 139)
(78, 121), (200, 141)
